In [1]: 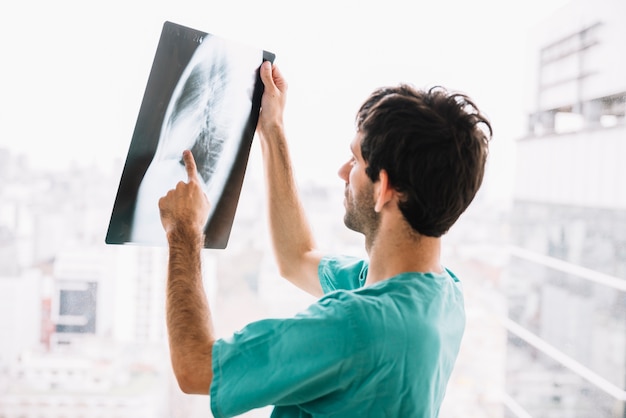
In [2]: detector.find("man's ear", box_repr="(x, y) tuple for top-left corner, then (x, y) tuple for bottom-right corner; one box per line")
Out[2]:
(374, 169), (395, 213)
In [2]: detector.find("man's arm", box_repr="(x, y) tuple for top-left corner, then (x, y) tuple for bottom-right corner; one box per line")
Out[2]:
(256, 61), (324, 297)
(159, 150), (214, 394)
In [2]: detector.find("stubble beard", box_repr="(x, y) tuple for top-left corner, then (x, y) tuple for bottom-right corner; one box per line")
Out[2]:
(343, 184), (380, 249)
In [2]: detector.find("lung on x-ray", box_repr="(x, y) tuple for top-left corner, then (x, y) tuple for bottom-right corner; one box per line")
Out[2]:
(106, 21), (275, 248)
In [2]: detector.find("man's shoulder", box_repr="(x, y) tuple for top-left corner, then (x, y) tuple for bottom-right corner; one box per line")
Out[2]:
(318, 254), (368, 293)
(319, 254), (369, 274)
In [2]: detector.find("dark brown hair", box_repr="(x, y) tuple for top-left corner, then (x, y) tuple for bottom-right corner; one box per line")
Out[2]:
(357, 85), (492, 237)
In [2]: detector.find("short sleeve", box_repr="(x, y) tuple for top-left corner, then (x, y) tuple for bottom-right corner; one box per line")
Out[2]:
(318, 255), (368, 294)
(210, 292), (363, 418)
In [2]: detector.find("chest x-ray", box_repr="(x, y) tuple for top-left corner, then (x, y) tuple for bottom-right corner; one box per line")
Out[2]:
(106, 21), (275, 248)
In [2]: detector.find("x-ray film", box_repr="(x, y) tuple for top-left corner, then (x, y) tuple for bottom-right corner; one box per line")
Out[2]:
(106, 21), (275, 248)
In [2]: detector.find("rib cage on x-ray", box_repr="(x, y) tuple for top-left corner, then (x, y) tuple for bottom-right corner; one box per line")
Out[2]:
(159, 36), (252, 203)
(168, 58), (231, 185)
(129, 34), (261, 245)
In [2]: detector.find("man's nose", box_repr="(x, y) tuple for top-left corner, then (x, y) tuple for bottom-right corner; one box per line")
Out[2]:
(338, 161), (350, 182)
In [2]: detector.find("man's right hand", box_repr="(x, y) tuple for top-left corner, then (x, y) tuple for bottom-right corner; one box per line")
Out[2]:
(257, 61), (288, 140)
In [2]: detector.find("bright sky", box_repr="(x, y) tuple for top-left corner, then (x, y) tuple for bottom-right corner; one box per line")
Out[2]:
(0, 0), (570, 203)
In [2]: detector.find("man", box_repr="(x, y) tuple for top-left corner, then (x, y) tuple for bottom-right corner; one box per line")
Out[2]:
(159, 61), (492, 417)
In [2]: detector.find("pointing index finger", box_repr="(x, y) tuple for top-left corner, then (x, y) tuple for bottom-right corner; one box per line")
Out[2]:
(183, 150), (199, 182)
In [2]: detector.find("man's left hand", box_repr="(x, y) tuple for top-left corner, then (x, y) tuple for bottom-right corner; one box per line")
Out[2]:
(158, 150), (211, 238)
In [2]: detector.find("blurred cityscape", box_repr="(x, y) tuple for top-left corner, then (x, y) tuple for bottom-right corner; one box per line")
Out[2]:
(1, 0), (625, 417)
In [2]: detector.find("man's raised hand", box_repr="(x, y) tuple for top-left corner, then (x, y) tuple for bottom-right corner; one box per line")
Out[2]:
(158, 150), (211, 238)
(256, 61), (288, 139)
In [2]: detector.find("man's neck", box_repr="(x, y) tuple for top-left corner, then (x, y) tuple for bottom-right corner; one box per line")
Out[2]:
(364, 226), (443, 286)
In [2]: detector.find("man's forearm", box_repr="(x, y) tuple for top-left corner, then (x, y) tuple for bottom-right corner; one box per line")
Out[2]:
(261, 128), (316, 252)
(166, 226), (215, 394)
(259, 127), (322, 295)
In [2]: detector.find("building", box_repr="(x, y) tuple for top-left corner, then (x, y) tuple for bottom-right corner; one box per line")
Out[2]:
(504, 0), (626, 416)
(0, 159), (178, 418)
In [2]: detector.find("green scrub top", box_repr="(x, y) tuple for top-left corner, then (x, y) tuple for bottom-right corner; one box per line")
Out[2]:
(210, 255), (465, 417)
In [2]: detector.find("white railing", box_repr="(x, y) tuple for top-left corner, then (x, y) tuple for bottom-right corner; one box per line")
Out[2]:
(504, 245), (626, 405)
(509, 245), (626, 292)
